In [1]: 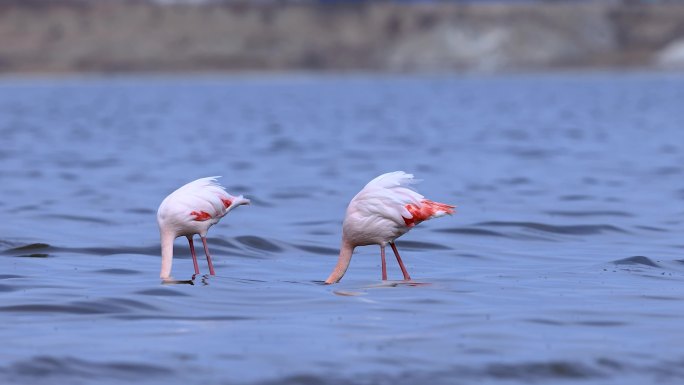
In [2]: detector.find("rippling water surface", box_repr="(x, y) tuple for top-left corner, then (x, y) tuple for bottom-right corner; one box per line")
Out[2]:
(1, 73), (683, 385)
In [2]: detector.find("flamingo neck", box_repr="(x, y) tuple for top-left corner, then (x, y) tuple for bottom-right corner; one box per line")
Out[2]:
(160, 230), (176, 279)
(325, 238), (354, 284)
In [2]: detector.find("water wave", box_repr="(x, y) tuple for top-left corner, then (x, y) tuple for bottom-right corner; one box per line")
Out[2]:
(0, 356), (169, 382)
(476, 221), (627, 235)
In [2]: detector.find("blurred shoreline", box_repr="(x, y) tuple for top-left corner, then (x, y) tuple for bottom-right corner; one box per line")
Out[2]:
(2, 1), (684, 74)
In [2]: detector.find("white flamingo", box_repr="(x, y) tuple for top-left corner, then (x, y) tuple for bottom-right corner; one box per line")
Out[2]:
(325, 171), (455, 284)
(157, 177), (249, 280)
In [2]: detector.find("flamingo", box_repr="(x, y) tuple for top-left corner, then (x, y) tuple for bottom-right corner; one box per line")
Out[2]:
(325, 171), (455, 284)
(157, 176), (250, 280)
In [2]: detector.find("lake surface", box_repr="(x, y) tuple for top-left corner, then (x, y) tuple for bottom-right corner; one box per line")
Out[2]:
(0, 72), (683, 385)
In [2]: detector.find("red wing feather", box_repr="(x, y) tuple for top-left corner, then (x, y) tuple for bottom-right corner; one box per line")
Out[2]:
(190, 210), (212, 221)
(403, 200), (455, 227)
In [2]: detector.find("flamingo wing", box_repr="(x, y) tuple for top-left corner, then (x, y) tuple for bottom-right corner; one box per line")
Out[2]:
(350, 171), (454, 228)
(350, 171), (421, 223)
(403, 200), (455, 227)
(158, 176), (249, 225)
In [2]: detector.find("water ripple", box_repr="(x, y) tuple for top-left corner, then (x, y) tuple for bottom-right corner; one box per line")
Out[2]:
(114, 314), (251, 321)
(394, 240), (450, 250)
(293, 244), (339, 255)
(256, 360), (609, 385)
(235, 236), (284, 253)
(1, 356), (169, 381)
(0, 298), (157, 315)
(558, 194), (594, 201)
(6, 243), (51, 252)
(95, 268), (142, 275)
(3, 242), (162, 257)
(0, 274), (23, 279)
(545, 210), (633, 218)
(485, 361), (603, 380)
(136, 288), (189, 297)
(612, 256), (660, 267)
(477, 221), (627, 235)
(43, 214), (112, 225)
(436, 227), (505, 237)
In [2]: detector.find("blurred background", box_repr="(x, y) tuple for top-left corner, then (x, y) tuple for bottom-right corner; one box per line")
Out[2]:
(2, 2), (684, 385)
(1, 0), (684, 74)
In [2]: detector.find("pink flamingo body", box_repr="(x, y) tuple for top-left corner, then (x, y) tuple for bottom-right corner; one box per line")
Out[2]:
(157, 176), (249, 279)
(325, 171), (455, 284)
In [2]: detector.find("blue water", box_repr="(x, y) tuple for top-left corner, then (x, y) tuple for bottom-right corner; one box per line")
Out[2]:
(1, 72), (683, 384)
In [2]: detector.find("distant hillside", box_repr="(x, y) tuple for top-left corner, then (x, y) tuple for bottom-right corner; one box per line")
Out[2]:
(1, 1), (684, 73)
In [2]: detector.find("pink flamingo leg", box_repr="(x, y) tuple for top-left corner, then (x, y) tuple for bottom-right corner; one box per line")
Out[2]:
(390, 242), (411, 281)
(380, 245), (387, 280)
(187, 236), (200, 275)
(201, 236), (216, 276)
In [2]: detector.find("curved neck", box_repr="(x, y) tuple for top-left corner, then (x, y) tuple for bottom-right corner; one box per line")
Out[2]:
(325, 238), (354, 284)
(160, 231), (175, 279)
